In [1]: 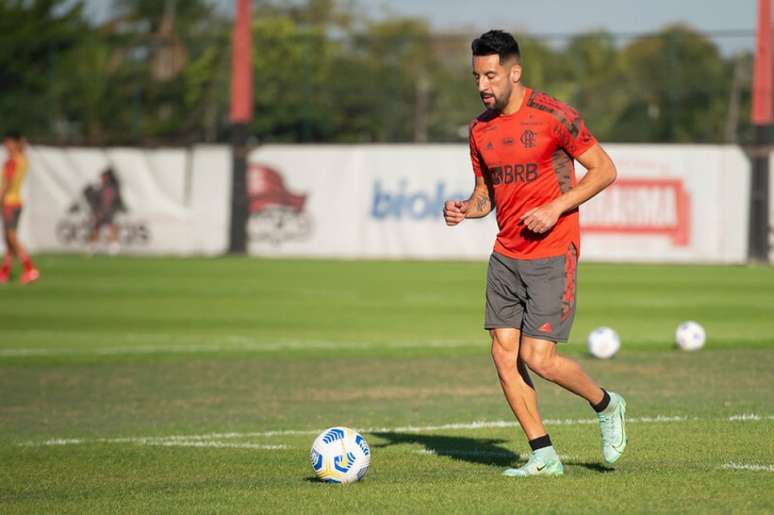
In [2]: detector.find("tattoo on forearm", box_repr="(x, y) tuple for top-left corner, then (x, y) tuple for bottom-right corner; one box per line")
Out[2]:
(475, 194), (489, 212)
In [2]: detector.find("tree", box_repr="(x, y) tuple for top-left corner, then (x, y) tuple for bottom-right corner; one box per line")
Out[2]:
(562, 31), (627, 141)
(0, 0), (89, 141)
(0, 1), (749, 145)
(614, 25), (731, 142)
(249, 15), (336, 142)
(104, 0), (228, 143)
(345, 18), (436, 142)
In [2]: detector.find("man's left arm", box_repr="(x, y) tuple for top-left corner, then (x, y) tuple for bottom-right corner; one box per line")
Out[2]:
(520, 143), (617, 234)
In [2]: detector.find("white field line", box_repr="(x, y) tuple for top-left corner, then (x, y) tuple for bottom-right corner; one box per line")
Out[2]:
(728, 413), (774, 421)
(21, 413), (769, 449)
(0, 339), (478, 357)
(721, 462), (774, 472)
(146, 441), (290, 450)
(30, 437), (292, 450)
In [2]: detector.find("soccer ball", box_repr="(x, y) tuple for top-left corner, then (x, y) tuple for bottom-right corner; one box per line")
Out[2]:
(587, 327), (620, 359)
(675, 321), (705, 351)
(310, 427), (370, 483)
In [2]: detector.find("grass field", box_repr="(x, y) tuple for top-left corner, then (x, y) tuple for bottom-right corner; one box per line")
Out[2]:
(1, 256), (773, 513)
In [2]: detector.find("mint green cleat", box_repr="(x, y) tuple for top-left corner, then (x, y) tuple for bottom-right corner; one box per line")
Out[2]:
(502, 448), (564, 477)
(598, 392), (627, 464)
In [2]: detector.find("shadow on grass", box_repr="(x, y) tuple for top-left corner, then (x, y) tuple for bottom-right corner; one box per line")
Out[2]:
(372, 432), (518, 467)
(571, 462), (614, 473)
(372, 432), (615, 474)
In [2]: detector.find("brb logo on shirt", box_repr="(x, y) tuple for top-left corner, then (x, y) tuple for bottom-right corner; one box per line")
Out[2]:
(370, 179), (467, 220)
(490, 163), (539, 185)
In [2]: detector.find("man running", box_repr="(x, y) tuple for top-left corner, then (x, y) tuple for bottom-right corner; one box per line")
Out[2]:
(443, 30), (625, 477)
(1, 131), (39, 284)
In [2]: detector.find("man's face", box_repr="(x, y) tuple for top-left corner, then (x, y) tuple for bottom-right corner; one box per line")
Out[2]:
(3, 139), (14, 154)
(472, 54), (519, 112)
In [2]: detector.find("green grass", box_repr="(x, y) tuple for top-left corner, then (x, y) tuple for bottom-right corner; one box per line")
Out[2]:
(1, 256), (773, 513)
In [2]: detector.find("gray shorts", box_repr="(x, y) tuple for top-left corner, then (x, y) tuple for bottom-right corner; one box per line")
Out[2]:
(485, 246), (578, 342)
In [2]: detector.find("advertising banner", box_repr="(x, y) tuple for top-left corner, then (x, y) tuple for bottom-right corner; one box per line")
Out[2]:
(0, 145), (230, 255)
(581, 145), (750, 263)
(247, 145), (496, 259)
(0, 143), (754, 263)
(249, 144), (751, 263)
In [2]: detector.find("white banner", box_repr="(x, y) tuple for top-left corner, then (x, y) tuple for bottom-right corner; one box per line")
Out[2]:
(249, 144), (751, 263)
(1, 145), (230, 256)
(0, 143), (754, 262)
(581, 145), (750, 263)
(246, 145), (496, 259)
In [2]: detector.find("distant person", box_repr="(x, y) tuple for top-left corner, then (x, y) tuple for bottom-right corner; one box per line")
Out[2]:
(0, 131), (39, 284)
(89, 167), (125, 255)
(443, 30), (624, 477)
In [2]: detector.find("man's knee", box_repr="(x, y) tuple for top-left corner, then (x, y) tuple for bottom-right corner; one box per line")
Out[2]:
(490, 331), (517, 371)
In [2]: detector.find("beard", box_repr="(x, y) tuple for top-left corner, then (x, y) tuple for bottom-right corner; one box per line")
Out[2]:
(482, 87), (512, 112)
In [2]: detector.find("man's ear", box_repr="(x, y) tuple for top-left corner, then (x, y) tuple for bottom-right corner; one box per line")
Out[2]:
(510, 63), (522, 84)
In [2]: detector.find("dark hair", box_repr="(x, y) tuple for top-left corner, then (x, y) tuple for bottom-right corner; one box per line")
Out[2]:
(471, 30), (520, 63)
(4, 130), (22, 141)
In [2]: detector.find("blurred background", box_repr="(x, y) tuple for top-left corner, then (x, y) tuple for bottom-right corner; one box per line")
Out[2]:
(1, 4), (773, 511)
(0, 0), (771, 263)
(0, 0), (760, 146)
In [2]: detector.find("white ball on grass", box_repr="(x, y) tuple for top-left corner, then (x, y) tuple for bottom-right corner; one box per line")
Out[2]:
(675, 321), (705, 351)
(310, 427), (370, 483)
(587, 327), (620, 359)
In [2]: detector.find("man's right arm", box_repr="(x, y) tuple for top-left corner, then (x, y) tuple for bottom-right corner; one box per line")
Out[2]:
(0, 162), (12, 207)
(444, 176), (494, 226)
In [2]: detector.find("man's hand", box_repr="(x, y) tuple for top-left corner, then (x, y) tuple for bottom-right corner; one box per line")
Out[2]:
(520, 202), (562, 234)
(444, 200), (468, 226)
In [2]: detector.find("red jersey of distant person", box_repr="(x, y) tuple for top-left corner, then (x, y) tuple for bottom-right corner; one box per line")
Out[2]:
(469, 87), (597, 259)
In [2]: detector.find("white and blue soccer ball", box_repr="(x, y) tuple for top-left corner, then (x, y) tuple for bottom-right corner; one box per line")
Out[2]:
(310, 427), (370, 483)
(587, 327), (620, 359)
(675, 321), (706, 351)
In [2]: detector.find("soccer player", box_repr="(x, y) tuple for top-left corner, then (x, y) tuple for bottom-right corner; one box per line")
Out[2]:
(443, 30), (626, 477)
(0, 131), (39, 284)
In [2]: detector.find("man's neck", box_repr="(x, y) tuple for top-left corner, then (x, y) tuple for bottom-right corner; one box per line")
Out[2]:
(500, 84), (526, 115)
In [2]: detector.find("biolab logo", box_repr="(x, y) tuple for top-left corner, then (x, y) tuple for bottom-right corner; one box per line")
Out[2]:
(370, 180), (467, 220)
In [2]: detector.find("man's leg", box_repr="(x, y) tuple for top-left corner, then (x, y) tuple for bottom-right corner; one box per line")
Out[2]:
(519, 336), (627, 464)
(0, 233), (12, 283)
(517, 246), (627, 464)
(486, 253), (564, 476)
(490, 328), (546, 439)
(519, 336), (604, 404)
(491, 328), (564, 477)
(1, 207), (16, 283)
(7, 228), (38, 284)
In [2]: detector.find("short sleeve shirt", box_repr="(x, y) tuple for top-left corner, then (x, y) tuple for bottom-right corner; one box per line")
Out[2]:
(469, 88), (597, 259)
(1, 154), (28, 207)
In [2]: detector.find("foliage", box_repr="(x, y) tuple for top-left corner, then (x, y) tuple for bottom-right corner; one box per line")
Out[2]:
(0, 1), (754, 145)
(0, 0), (89, 140)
